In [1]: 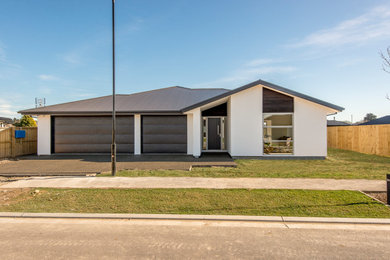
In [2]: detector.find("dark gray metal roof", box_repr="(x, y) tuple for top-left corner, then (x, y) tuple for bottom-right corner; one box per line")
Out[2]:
(182, 79), (344, 112)
(359, 115), (390, 125)
(19, 86), (230, 115)
(0, 117), (13, 124)
(19, 79), (344, 115)
(327, 120), (351, 126)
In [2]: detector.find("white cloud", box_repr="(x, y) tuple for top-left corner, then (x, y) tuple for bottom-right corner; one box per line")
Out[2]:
(289, 6), (390, 48)
(0, 99), (18, 118)
(38, 74), (59, 81)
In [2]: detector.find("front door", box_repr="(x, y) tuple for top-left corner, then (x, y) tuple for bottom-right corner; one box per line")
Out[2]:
(207, 118), (221, 150)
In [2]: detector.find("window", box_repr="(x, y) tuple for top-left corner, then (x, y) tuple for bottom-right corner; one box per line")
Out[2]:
(202, 119), (207, 150)
(263, 113), (293, 154)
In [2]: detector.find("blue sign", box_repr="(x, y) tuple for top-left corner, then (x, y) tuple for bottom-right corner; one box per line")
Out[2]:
(15, 130), (26, 138)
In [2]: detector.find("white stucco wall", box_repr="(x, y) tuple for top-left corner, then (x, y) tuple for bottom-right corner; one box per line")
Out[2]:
(134, 114), (141, 155)
(186, 114), (193, 155)
(226, 99), (231, 154)
(294, 97), (329, 157)
(229, 86), (263, 156)
(191, 108), (202, 157)
(37, 115), (51, 155)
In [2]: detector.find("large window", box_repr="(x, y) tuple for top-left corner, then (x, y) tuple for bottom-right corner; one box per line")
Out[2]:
(263, 113), (293, 154)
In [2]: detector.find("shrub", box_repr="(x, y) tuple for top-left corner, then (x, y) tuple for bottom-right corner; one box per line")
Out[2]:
(14, 115), (37, 127)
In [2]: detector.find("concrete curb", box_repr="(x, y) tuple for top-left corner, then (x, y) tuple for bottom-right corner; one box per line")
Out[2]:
(0, 212), (389, 224)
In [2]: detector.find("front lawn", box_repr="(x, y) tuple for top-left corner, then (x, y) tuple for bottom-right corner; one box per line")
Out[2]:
(1, 188), (389, 218)
(100, 148), (390, 179)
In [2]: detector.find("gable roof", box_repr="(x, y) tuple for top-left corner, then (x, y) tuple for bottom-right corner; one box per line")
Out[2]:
(327, 120), (351, 126)
(19, 79), (344, 115)
(19, 86), (229, 115)
(359, 115), (390, 125)
(181, 79), (344, 112)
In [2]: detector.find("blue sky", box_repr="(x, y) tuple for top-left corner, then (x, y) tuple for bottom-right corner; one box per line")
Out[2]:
(0, 0), (389, 122)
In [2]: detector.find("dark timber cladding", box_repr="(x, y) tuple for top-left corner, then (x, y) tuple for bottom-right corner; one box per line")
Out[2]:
(202, 103), (227, 117)
(53, 116), (134, 153)
(142, 115), (187, 153)
(263, 88), (294, 112)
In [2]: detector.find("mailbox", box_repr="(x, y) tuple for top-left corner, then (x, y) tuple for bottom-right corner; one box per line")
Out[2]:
(15, 130), (26, 138)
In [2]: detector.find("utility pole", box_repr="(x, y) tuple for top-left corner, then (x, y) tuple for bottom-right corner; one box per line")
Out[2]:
(111, 0), (116, 176)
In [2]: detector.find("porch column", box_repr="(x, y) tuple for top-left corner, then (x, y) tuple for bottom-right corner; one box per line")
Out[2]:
(37, 115), (51, 155)
(134, 114), (141, 155)
(186, 114), (193, 155)
(192, 108), (202, 157)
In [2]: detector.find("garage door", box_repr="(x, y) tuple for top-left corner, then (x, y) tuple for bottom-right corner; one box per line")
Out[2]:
(54, 116), (134, 153)
(142, 116), (187, 153)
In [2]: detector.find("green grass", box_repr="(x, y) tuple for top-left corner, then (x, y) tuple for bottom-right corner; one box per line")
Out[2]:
(1, 188), (389, 218)
(101, 148), (390, 179)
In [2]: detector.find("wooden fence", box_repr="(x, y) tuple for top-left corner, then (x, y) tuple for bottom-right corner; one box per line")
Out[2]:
(327, 125), (390, 157)
(0, 127), (37, 158)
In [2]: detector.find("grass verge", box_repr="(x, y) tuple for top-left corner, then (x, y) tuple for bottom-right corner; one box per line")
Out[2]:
(1, 188), (389, 218)
(99, 148), (390, 179)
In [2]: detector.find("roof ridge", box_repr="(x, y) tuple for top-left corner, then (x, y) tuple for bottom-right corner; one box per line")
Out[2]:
(121, 86), (190, 96)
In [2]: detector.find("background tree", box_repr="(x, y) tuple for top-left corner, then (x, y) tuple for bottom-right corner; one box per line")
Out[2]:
(380, 46), (390, 73)
(363, 113), (377, 122)
(380, 46), (390, 100)
(14, 115), (37, 127)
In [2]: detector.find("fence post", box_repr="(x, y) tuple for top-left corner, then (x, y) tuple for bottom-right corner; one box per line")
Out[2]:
(387, 174), (390, 206)
(11, 127), (16, 158)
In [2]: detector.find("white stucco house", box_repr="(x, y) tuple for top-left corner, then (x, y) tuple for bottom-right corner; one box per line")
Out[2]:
(19, 79), (343, 158)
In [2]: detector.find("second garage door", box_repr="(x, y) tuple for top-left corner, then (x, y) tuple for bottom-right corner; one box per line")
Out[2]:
(54, 116), (134, 153)
(142, 115), (187, 153)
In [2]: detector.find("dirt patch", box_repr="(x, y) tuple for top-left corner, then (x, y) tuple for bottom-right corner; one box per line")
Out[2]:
(0, 188), (32, 206)
(366, 192), (388, 205)
(0, 176), (29, 186)
(0, 160), (11, 165)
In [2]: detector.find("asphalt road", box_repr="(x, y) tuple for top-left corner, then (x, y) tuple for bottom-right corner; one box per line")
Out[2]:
(0, 218), (389, 259)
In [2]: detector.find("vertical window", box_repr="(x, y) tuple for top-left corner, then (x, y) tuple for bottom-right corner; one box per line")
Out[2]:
(202, 118), (207, 150)
(263, 113), (293, 154)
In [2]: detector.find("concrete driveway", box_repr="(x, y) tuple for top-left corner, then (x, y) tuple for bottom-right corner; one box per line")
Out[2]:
(0, 153), (236, 176)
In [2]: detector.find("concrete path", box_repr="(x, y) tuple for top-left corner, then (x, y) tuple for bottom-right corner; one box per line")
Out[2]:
(2, 212), (390, 224)
(1, 217), (390, 259)
(1, 176), (386, 191)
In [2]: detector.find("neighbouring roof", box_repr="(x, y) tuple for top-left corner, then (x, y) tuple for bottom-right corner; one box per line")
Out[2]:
(19, 79), (344, 115)
(327, 120), (351, 126)
(359, 115), (390, 125)
(0, 117), (13, 124)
